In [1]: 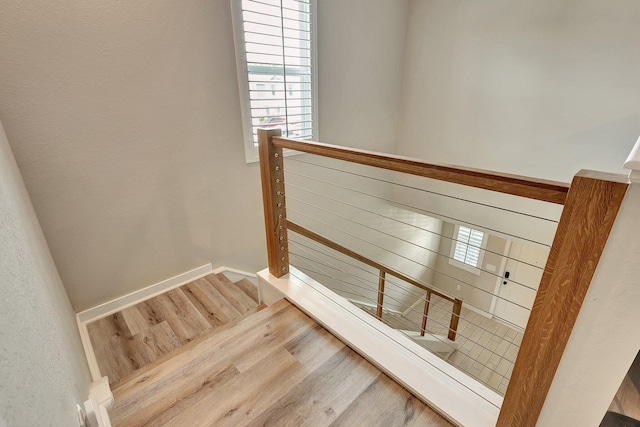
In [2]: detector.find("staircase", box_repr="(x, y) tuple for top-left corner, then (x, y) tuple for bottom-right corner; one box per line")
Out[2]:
(86, 272), (451, 426)
(86, 273), (264, 385)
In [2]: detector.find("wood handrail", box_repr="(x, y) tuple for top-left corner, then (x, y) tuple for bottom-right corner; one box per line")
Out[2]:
(287, 220), (456, 304)
(272, 136), (570, 204)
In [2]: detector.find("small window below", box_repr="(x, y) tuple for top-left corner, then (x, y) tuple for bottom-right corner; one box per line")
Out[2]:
(449, 225), (486, 274)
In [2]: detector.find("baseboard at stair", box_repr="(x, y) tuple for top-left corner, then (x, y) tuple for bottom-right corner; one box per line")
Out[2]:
(76, 264), (214, 383)
(212, 266), (258, 286)
(76, 264), (257, 382)
(77, 264), (214, 325)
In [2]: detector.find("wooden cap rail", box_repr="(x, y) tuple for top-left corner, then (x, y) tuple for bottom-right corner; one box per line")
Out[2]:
(272, 136), (570, 205)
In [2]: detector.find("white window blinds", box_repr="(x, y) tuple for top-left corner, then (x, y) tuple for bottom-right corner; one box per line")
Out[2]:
(232, 0), (317, 162)
(453, 226), (485, 268)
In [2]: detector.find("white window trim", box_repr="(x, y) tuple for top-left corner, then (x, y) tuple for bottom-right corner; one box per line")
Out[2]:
(230, 0), (319, 164)
(449, 225), (488, 275)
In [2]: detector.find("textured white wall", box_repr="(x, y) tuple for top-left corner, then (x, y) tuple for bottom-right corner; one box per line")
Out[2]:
(317, 0), (409, 152)
(0, 120), (90, 426)
(0, 0), (410, 311)
(397, 0), (640, 182)
(0, 0), (268, 310)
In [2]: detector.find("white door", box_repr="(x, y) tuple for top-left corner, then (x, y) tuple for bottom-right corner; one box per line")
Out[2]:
(492, 241), (548, 330)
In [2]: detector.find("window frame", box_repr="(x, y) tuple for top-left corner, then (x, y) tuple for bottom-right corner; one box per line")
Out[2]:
(449, 225), (487, 275)
(230, 0), (319, 163)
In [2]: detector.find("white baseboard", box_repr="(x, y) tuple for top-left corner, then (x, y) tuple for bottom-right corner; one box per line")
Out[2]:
(464, 303), (493, 319)
(213, 266), (257, 285)
(77, 264), (213, 324)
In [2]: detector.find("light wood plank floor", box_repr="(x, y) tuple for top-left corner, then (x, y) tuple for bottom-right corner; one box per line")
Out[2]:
(87, 273), (260, 384)
(107, 298), (452, 426)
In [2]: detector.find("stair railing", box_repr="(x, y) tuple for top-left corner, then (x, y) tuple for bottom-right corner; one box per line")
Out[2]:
(287, 220), (463, 341)
(258, 128), (629, 427)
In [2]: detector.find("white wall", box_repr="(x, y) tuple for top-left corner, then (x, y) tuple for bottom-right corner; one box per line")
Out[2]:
(538, 181), (640, 426)
(397, 0), (640, 183)
(317, 0), (409, 152)
(0, 0), (410, 311)
(0, 0), (267, 311)
(0, 120), (90, 426)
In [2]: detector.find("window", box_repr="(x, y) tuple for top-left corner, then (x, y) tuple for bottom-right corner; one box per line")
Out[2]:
(450, 225), (486, 274)
(231, 0), (318, 163)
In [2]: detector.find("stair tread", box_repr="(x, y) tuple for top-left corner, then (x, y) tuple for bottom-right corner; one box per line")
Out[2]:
(110, 300), (274, 393)
(234, 277), (259, 304)
(204, 273), (257, 313)
(183, 278), (242, 326)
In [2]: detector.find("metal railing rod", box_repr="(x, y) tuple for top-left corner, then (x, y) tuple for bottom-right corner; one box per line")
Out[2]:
(286, 158), (560, 223)
(288, 216), (533, 311)
(289, 248), (521, 356)
(289, 251), (514, 382)
(287, 193), (542, 290)
(291, 236), (520, 330)
(284, 177), (547, 269)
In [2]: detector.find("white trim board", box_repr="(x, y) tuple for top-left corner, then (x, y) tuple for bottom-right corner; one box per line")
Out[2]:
(258, 267), (501, 427)
(77, 264), (213, 324)
(213, 266), (257, 286)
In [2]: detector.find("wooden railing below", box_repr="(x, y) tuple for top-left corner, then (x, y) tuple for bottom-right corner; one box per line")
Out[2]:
(287, 220), (463, 342)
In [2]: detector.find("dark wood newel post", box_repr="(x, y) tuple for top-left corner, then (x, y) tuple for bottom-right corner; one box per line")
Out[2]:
(376, 271), (386, 320)
(448, 298), (462, 341)
(258, 128), (289, 277)
(497, 170), (629, 427)
(420, 291), (432, 337)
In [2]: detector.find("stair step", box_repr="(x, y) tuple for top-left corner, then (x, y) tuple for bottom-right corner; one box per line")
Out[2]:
(205, 273), (257, 313)
(110, 302), (269, 392)
(107, 299), (327, 426)
(182, 278), (242, 326)
(234, 277), (259, 304)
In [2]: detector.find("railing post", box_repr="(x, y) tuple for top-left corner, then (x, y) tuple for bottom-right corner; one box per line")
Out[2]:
(420, 291), (432, 337)
(258, 128), (289, 278)
(376, 270), (386, 320)
(448, 298), (462, 341)
(497, 170), (629, 427)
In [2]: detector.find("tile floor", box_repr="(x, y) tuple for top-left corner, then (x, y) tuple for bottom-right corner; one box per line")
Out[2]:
(363, 294), (523, 396)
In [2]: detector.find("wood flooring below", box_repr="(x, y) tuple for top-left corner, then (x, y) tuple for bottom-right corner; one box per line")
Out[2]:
(109, 299), (453, 427)
(87, 273), (260, 384)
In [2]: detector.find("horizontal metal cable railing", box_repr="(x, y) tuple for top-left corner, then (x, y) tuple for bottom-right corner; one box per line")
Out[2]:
(257, 128), (629, 426)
